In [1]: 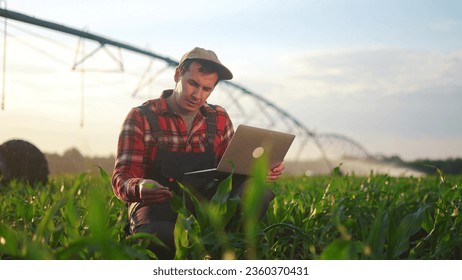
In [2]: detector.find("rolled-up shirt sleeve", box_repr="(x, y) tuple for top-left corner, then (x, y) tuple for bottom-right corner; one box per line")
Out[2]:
(111, 107), (146, 202)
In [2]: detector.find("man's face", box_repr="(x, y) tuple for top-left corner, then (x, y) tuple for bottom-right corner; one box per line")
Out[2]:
(173, 61), (219, 114)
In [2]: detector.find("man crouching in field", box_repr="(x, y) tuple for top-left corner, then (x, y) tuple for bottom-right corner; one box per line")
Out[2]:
(111, 47), (285, 259)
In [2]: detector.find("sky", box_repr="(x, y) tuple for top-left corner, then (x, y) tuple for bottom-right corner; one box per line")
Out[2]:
(1, 0), (461, 161)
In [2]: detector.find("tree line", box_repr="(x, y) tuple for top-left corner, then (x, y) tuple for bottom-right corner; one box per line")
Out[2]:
(45, 148), (115, 176)
(383, 155), (462, 175)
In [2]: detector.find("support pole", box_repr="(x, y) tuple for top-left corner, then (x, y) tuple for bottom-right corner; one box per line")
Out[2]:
(1, 1), (7, 110)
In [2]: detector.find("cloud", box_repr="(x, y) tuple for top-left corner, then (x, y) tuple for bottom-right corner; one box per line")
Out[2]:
(429, 18), (462, 33)
(239, 47), (462, 160)
(277, 47), (462, 98)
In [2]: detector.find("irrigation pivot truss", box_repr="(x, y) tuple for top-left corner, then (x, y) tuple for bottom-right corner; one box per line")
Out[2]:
(0, 8), (373, 169)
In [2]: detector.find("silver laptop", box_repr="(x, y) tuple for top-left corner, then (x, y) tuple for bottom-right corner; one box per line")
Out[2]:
(184, 124), (295, 176)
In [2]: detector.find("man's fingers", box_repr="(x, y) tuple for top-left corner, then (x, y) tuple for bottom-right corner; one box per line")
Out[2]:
(140, 187), (173, 202)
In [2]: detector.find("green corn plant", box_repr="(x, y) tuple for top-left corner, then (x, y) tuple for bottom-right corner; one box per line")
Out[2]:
(171, 154), (277, 260)
(1, 163), (461, 260)
(0, 167), (154, 260)
(241, 153), (270, 259)
(172, 172), (242, 259)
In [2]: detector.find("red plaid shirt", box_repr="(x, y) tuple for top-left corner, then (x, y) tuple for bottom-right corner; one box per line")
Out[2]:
(112, 90), (234, 202)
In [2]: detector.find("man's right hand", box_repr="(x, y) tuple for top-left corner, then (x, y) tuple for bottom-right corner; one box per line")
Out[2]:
(139, 179), (173, 203)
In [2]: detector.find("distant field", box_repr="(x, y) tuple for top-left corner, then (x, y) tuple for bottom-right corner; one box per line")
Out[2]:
(0, 165), (461, 259)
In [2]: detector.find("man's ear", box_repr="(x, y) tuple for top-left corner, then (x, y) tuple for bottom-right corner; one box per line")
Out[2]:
(174, 67), (180, 82)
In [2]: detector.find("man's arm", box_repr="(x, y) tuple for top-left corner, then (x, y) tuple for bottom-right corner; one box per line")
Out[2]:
(111, 107), (154, 202)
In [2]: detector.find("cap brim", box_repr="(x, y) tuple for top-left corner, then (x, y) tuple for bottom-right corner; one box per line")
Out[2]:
(189, 58), (233, 80)
(215, 63), (233, 80)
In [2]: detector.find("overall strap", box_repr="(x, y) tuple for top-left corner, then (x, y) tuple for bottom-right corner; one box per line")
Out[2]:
(138, 104), (160, 132)
(205, 105), (217, 151)
(138, 104), (162, 137)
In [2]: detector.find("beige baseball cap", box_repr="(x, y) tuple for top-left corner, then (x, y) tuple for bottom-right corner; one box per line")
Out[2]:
(178, 47), (233, 80)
